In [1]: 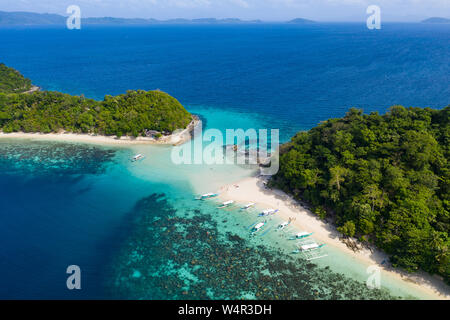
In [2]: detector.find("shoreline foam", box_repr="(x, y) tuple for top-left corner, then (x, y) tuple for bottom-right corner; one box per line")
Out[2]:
(218, 175), (450, 300)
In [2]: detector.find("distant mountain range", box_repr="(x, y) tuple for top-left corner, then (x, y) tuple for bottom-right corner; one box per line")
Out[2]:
(4, 11), (447, 26)
(82, 17), (267, 25)
(0, 11), (315, 26)
(421, 17), (450, 24)
(0, 11), (65, 25)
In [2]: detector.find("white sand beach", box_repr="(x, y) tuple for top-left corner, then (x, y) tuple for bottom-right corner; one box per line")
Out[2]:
(219, 176), (450, 300)
(23, 85), (40, 94)
(0, 117), (200, 146)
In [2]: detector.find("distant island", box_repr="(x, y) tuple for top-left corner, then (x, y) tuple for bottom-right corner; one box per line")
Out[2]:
(0, 10), (314, 26)
(288, 18), (316, 24)
(0, 11), (65, 25)
(422, 17), (450, 24)
(0, 64), (193, 141)
(270, 106), (450, 285)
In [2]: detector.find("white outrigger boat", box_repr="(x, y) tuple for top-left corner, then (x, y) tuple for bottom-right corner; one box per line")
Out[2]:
(131, 154), (145, 162)
(251, 221), (266, 234)
(196, 193), (219, 200)
(218, 200), (234, 208)
(277, 221), (290, 230)
(292, 239), (327, 261)
(258, 209), (279, 217)
(299, 242), (325, 252)
(289, 231), (313, 240)
(241, 202), (255, 210)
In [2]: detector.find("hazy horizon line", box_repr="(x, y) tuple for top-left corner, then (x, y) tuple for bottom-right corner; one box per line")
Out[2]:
(1, 9), (448, 24)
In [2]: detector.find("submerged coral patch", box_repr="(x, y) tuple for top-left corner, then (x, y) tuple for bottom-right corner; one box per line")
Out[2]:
(0, 140), (116, 176)
(106, 194), (397, 300)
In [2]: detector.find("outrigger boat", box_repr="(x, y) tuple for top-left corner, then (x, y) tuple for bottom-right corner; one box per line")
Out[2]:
(289, 231), (313, 240)
(277, 221), (290, 230)
(251, 221), (266, 234)
(218, 200), (234, 208)
(241, 202), (255, 210)
(131, 154), (145, 162)
(258, 209), (279, 217)
(292, 241), (325, 254)
(299, 242), (325, 252)
(292, 240), (327, 260)
(196, 193), (219, 200)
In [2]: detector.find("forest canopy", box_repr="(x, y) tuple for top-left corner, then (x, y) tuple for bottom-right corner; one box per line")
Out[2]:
(0, 64), (192, 137)
(270, 106), (449, 283)
(0, 63), (32, 94)
(0, 89), (192, 137)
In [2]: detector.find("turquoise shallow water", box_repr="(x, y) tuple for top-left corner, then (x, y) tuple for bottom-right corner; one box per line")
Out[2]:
(0, 114), (438, 299)
(0, 23), (448, 299)
(0, 107), (269, 299)
(105, 192), (397, 300)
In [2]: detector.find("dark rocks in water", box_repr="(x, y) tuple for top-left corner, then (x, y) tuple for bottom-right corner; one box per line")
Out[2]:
(104, 193), (399, 300)
(0, 140), (116, 176)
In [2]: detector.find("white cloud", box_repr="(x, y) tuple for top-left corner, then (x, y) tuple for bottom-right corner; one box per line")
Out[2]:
(229, 0), (250, 9)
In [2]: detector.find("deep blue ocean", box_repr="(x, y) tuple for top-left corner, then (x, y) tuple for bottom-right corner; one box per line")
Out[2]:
(0, 23), (448, 299)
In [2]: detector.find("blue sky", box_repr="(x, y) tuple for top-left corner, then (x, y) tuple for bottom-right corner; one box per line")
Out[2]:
(1, 0), (449, 22)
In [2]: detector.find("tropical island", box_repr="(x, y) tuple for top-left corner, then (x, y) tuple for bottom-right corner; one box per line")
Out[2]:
(287, 18), (316, 24)
(422, 17), (450, 24)
(1, 62), (448, 297)
(268, 106), (449, 285)
(0, 63), (195, 144)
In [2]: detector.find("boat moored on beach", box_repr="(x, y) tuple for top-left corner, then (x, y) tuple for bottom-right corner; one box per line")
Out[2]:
(299, 242), (325, 252)
(292, 238), (326, 254)
(251, 221), (266, 234)
(241, 202), (255, 210)
(218, 200), (234, 208)
(292, 240), (328, 261)
(131, 154), (145, 162)
(277, 221), (290, 230)
(290, 231), (313, 240)
(258, 209), (278, 216)
(196, 193), (219, 200)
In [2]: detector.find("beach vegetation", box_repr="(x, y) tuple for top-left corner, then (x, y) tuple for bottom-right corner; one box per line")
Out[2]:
(314, 206), (327, 220)
(271, 106), (450, 283)
(0, 89), (192, 137)
(0, 63), (32, 94)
